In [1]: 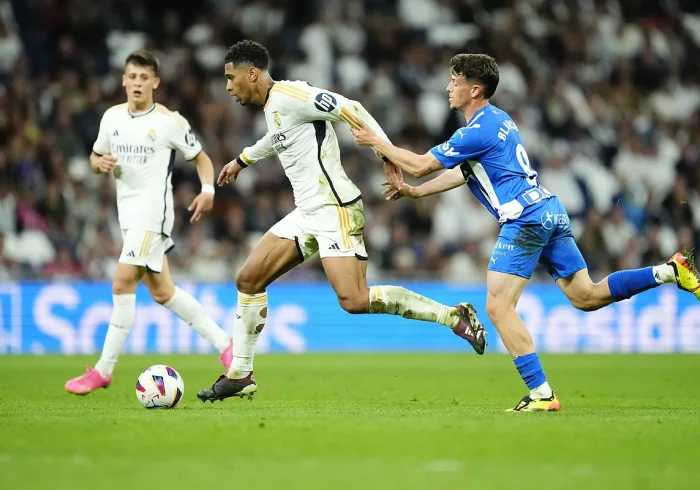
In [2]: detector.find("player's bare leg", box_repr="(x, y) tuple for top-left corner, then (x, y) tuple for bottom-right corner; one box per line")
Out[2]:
(143, 257), (232, 368)
(555, 269), (615, 312)
(556, 252), (699, 310)
(320, 256), (369, 313)
(485, 271), (533, 357)
(197, 232), (303, 402)
(321, 256), (486, 354)
(65, 263), (144, 395)
(486, 270), (560, 412)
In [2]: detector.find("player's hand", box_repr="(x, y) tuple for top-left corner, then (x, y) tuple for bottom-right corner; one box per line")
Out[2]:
(381, 181), (418, 201)
(350, 119), (378, 147)
(217, 160), (243, 186)
(383, 160), (403, 189)
(188, 192), (214, 223)
(94, 155), (118, 174)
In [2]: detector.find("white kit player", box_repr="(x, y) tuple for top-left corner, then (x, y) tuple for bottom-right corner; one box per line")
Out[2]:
(196, 40), (485, 403)
(65, 50), (232, 395)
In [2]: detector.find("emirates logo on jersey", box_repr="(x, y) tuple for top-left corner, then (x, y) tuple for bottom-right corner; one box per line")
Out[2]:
(110, 143), (155, 165)
(273, 112), (282, 129)
(270, 132), (288, 154)
(147, 129), (156, 142)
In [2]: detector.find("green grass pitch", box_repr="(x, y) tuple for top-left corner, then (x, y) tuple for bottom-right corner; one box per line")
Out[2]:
(1, 354), (699, 489)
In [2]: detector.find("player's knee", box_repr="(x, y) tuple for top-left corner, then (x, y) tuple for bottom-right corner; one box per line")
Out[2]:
(485, 295), (511, 323)
(150, 287), (174, 305)
(571, 300), (599, 312)
(112, 278), (137, 296)
(235, 267), (264, 295)
(485, 302), (500, 323)
(569, 284), (604, 312)
(337, 291), (369, 314)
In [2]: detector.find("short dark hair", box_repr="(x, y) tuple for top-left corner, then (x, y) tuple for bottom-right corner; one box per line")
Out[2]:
(125, 50), (160, 76)
(450, 54), (499, 99)
(224, 40), (270, 70)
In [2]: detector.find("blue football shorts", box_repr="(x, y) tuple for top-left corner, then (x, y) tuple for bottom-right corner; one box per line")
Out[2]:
(488, 197), (587, 281)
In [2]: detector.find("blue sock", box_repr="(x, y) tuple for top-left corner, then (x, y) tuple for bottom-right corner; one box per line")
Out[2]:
(513, 352), (546, 390)
(607, 266), (658, 301)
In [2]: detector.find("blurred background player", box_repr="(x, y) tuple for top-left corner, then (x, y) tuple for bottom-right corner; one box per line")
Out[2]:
(196, 40), (485, 402)
(65, 50), (232, 395)
(352, 53), (700, 412)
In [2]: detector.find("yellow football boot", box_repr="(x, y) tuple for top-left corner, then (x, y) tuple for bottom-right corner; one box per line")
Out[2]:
(667, 250), (700, 301)
(506, 393), (561, 412)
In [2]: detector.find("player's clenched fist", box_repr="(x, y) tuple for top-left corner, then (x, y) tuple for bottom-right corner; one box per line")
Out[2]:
(217, 160), (244, 186)
(93, 155), (118, 174)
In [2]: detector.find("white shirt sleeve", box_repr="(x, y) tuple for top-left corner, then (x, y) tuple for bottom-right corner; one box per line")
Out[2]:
(92, 112), (112, 155)
(167, 112), (203, 161)
(296, 84), (391, 146)
(236, 133), (276, 167)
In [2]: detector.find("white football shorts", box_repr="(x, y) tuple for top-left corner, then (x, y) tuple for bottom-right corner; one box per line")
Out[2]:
(119, 229), (175, 272)
(269, 200), (367, 261)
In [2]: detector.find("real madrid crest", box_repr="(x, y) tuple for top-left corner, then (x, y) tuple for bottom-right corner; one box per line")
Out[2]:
(147, 129), (156, 142)
(273, 112), (282, 129)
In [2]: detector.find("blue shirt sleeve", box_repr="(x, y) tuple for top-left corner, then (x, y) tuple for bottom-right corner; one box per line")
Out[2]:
(429, 127), (483, 169)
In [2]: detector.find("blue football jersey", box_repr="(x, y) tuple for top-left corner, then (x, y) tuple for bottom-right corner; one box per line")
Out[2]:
(429, 104), (553, 223)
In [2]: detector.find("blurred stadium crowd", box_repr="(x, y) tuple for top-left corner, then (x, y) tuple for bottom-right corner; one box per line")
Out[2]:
(0, 0), (699, 283)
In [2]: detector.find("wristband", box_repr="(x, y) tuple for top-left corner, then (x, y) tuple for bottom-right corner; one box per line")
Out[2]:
(201, 184), (215, 194)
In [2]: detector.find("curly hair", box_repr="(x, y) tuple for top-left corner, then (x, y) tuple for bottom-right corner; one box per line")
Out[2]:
(224, 40), (270, 70)
(449, 54), (499, 99)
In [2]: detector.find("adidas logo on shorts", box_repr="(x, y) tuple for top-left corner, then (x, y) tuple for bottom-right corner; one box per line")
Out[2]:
(328, 243), (340, 250)
(126, 251), (136, 258)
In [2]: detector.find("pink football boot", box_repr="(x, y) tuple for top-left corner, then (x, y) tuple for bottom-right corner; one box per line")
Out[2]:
(65, 366), (112, 395)
(218, 339), (233, 370)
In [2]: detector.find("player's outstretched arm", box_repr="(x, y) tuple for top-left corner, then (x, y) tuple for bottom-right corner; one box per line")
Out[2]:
(341, 103), (406, 187)
(296, 84), (404, 187)
(218, 131), (276, 186)
(188, 151), (216, 223)
(382, 167), (465, 201)
(351, 119), (443, 178)
(299, 85), (391, 145)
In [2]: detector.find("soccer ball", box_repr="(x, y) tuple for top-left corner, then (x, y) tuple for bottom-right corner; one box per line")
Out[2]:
(135, 365), (184, 409)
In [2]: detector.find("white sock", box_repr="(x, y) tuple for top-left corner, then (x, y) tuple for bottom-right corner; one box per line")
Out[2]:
(227, 291), (267, 379)
(368, 285), (459, 328)
(530, 381), (553, 399)
(163, 287), (230, 352)
(652, 264), (676, 284)
(95, 294), (136, 377)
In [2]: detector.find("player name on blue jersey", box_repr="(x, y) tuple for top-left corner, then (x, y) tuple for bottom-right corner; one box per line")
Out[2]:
(497, 119), (518, 142)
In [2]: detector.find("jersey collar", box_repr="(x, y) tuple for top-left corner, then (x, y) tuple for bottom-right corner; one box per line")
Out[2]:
(128, 103), (156, 118)
(263, 82), (275, 107)
(465, 103), (490, 128)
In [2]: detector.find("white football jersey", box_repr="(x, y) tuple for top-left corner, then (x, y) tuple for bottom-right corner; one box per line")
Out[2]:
(92, 103), (202, 236)
(236, 80), (390, 211)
